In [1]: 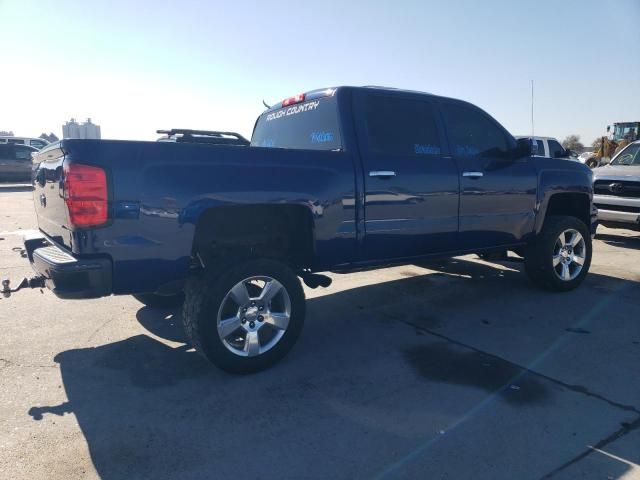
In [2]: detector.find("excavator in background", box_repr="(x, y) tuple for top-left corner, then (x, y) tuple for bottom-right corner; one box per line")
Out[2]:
(586, 121), (640, 168)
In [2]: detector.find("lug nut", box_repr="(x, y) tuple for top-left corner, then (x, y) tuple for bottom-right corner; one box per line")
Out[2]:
(250, 301), (256, 307)
(241, 318), (247, 324)
(249, 322), (255, 328)
(258, 306), (264, 311)
(257, 315), (264, 322)
(242, 307), (247, 313)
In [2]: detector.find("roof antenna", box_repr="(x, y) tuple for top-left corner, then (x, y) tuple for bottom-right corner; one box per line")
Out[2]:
(262, 99), (271, 109)
(531, 80), (534, 138)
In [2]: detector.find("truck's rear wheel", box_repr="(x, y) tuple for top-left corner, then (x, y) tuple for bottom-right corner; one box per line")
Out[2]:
(182, 258), (305, 373)
(524, 215), (592, 291)
(133, 293), (184, 308)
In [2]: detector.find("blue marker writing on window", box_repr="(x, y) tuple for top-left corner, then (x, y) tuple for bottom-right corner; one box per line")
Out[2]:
(310, 132), (334, 144)
(414, 144), (441, 155)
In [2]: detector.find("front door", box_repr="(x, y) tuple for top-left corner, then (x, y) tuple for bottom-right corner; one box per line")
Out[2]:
(355, 91), (460, 261)
(438, 100), (537, 250)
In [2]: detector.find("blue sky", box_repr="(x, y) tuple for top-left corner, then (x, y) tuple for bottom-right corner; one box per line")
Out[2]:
(1, 0), (639, 145)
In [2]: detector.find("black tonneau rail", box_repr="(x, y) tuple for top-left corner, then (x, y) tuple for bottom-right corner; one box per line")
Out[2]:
(157, 129), (250, 146)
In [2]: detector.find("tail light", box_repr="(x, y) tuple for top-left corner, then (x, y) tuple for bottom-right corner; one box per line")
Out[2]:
(63, 163), (108, 227)
(281, 93), (305, 107)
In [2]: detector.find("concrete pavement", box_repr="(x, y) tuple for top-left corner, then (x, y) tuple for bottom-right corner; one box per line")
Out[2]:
(1, 186), (639, 479)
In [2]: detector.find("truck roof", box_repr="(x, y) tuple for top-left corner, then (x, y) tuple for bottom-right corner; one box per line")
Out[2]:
(265, 86), (450, 113)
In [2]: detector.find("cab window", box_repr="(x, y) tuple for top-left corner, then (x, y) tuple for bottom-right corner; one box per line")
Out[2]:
(364, 95), (441, 157)
(440, 102), (510, 158)
(14, 146), (33, 161)
(547, 139), (565, 157)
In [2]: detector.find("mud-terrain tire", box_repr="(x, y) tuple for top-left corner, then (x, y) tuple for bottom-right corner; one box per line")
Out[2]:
(182, 258), (305, 374)
(525, 215), (592, 292)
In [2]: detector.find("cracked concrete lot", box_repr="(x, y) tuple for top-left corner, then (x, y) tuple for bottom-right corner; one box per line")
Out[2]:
(1, 185), (639, 479)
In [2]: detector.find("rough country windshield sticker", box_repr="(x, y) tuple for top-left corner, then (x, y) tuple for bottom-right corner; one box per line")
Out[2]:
(251, 95), (342, 151)
(266, 101), (321, 122)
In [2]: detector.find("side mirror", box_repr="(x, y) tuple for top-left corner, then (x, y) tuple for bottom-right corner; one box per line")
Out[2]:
(515, 138), (533, 157)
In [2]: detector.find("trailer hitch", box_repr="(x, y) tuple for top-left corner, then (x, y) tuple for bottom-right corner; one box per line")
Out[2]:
(1, 276), (46, 298)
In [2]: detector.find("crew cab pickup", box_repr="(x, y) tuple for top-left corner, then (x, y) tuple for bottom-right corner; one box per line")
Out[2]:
(23, 86), (597, 373)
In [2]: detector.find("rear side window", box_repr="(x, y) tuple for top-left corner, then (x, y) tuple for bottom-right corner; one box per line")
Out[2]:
(14, 146), (33, 161)
(0, 144), (9, 158)
(364, 95), (441, 157)
(440, 102), (510, 158)
(547, 139), (564, 157)
(8, 138), (24, 144)
(251, 95), (342, 151)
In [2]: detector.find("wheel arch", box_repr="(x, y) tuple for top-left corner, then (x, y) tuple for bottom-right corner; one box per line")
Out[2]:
(536, 191), (592, 235)
(191, 204), (316, 270)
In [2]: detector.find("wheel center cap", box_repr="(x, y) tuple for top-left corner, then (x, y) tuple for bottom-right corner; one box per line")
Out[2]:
(246, 306), (259, 317)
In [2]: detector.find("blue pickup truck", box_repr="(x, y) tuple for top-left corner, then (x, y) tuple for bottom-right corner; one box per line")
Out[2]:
(22, 86), (596, 373)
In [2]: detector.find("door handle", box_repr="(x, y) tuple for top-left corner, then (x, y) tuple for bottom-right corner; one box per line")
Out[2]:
(462, 171), (484, 178)
(369, 171), (396, 178)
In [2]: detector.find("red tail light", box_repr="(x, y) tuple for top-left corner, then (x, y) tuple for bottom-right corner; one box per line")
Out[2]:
(282, 93), (305, 107)
(63, 163), (108, 227)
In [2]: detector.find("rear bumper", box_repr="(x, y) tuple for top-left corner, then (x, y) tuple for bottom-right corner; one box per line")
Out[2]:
(24, 232), (112, 299)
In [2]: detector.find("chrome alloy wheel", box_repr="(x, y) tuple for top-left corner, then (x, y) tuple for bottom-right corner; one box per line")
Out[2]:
(216, 276), (291, 357)
(552, 228), (586, 282)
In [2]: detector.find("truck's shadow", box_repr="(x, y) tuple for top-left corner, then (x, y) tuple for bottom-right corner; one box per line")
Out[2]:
(27, 258), (638, 479)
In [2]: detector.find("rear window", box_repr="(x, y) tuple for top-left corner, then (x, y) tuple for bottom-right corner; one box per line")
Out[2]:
(251, 95), (342, 151)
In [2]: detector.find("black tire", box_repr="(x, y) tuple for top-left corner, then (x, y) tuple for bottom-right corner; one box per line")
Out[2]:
(133, 293), (185, 308)
(524, 215), (592, 291)
(182, 258), (305, 374)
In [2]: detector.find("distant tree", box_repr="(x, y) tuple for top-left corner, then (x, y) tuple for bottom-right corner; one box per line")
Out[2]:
(0, 130), (14, 136)
(562, 134), (584, 153)
(39, 132), (60, 143)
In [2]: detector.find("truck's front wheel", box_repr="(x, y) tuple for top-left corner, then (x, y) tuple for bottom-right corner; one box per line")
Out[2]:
(182, 258), (305, 373)
(524, 215), (592, 291)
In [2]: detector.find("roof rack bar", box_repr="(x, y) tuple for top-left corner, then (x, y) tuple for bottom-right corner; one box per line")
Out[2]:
(156, 129), (250, 143)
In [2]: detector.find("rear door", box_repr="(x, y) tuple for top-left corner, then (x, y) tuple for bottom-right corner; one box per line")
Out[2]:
(354, 91), (459, 261)
(0, 144), (13, 178)
(438, 100), (537, 249)
(0, 144), (30, 179)
(13, 145), (34, 178)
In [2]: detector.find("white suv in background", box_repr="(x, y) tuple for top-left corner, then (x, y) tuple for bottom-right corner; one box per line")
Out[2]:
(0, 136), (50, 150)
(514, 136), (578, 160)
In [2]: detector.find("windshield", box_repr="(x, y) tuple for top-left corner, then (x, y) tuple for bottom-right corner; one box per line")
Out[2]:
(614, 124), (638, 141)
(611, 143), (640, 166)
(251, 95), (342, 151)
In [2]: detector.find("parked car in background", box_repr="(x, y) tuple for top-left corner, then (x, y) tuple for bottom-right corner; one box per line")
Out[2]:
(0, 136), (50, 150)
(515, 136), (578, 160)
(578, 151), (595, 164)
(593, 140), (640, 230)
(0, 143), (38, 182)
